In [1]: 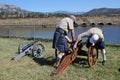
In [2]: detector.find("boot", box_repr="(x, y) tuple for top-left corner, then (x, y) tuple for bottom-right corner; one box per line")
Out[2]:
(102, 60), (106, 65)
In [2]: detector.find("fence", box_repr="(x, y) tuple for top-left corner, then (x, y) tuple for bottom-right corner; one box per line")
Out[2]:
(0, 25), (56, 40)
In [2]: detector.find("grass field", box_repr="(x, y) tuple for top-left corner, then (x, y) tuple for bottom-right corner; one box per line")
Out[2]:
(0, 38), (120, 80)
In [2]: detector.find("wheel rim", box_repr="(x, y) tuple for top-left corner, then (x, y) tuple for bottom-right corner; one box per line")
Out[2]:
(32, 44), (45, 58)
(18, 42), (29, 53)
(88, 46), (98, 67)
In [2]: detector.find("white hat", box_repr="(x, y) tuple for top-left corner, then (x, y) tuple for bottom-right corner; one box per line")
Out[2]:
(70, 15), (76, 21)
(89, 34), (99, 43)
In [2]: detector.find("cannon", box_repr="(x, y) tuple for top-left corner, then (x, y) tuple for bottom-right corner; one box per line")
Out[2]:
(12, 40), (45, 61)
(51, 40), (98, 75)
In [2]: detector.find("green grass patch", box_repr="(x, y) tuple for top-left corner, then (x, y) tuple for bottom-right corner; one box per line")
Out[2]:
(0, 38), (120, 80)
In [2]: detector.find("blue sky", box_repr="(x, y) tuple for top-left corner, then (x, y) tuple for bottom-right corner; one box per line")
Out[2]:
(0, 0), (120, 12)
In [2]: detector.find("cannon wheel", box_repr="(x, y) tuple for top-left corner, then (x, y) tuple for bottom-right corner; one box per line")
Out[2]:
(88, 46), (98, 67)
(18, 42), (29, 53)
(32, 44), (45, 58)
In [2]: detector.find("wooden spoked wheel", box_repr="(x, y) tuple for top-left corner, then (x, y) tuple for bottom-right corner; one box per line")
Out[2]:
(88, 46), (98, 67)
(32, 44), (45, 58)
(18, 42), (29, 53)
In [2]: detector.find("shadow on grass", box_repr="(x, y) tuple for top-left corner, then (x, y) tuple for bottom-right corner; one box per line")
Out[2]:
(32, 56), (90, 68)
(72, 57), (103, 68)
(72, 57), (89, 68)
(32, 55), (104, 68)
(33, 56), (56, 66)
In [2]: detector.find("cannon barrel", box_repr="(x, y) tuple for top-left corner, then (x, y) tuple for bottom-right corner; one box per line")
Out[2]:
(11, 40), (45, 61)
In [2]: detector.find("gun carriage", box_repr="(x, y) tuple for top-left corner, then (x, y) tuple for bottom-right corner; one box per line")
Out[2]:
(52, 40), (98, 75)
(12, 40), (45, 61)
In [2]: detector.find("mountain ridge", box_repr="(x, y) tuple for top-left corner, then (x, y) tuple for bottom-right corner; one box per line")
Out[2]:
(0, 4), (120, 16)
(83, 8), (120, 16)
(0, 4), (28, 13)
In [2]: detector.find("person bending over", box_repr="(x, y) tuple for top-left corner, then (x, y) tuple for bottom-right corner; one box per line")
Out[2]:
(73, 27), (106, 65)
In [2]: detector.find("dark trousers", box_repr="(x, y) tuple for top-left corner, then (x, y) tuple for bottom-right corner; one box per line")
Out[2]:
(52, 28), (68, 52)
(86, 39), (105, 49)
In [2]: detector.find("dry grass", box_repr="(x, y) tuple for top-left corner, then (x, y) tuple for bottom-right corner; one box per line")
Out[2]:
(0, 16), (120, 26)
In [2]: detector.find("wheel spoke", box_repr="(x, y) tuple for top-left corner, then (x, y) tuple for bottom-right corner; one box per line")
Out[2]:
(88, 46), (98, 67)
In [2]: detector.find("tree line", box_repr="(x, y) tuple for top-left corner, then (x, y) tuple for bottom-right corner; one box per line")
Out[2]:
(0, 11), (70, 19)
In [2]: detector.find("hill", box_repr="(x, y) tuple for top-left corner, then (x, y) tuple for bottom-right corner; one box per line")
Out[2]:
(0, 4), (28, 13)
(1, 4), (120, 18)
(83, 8), (120, 16)
(0, 4), (120, 25)
(0, 4), (120, 16)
